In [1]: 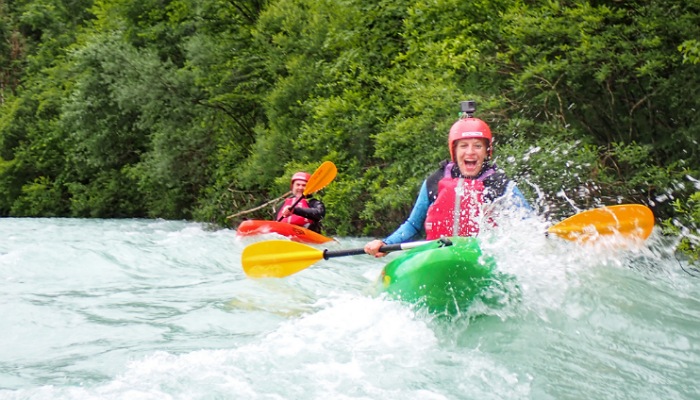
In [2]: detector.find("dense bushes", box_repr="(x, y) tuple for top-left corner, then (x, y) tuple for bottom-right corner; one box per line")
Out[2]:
(1, 0), (698, 259)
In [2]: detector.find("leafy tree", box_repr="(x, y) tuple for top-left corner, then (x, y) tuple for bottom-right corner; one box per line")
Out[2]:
(0, 0), (25, 103)
(0, 0), (698, 253)
(0, 0), (94, 216)
(663, 191), (700, 264)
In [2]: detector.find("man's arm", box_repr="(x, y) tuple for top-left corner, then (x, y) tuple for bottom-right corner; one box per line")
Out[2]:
(293, 198), (325, 222)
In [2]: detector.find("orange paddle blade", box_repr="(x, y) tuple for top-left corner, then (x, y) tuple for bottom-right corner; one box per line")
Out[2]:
(242, 240), (324, 278)
(547, 204), (654, 242)
(304, 161), (337, 196)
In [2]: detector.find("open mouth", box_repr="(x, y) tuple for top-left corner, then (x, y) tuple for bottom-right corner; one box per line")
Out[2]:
(463, 160), (478, 168)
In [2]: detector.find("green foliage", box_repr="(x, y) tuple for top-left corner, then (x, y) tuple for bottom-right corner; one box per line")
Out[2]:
(59, 34), (153, 217)
(0, 2), (24, 101)
(11, 176), (66, 216)
(67, 169), (145, 217)
(0, 0), (698, 252)
(663, 190), (700, 263)
(497, 0), (700, 157)
(0, 157), (24, 214)
(321, 169), (366, 236)
(679, 40), (700, 64)
(0, 73), (71, 216)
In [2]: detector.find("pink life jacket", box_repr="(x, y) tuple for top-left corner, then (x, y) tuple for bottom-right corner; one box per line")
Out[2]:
(276, 197), (314, 228)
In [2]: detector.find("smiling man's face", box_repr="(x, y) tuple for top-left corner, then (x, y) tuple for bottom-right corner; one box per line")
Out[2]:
(291, 180), (307, 197)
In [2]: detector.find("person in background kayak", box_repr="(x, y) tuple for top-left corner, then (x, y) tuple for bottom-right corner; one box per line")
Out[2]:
(277, 171), (326, 233)
(364, 105), (532, 257)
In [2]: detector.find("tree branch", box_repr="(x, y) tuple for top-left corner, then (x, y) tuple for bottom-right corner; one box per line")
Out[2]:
(226, 190), (291, 220)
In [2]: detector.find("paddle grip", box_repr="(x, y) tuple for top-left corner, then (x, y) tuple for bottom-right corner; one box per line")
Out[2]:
(276, 196), (304, 222)
(322, 243), (404, 260)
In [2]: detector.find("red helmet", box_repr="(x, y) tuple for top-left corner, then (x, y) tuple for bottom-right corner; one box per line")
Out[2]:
(290, 172), (310, 187)
(448, 117), (493, 161)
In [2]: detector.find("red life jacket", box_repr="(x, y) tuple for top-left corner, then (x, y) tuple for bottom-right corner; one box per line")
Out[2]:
(424, 177), (485, 240)
(276, 197), (314, 228)
(424, 162), (506, 240)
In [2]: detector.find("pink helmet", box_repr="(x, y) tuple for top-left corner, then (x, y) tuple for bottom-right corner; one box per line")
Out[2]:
(290, 172), (310, 187)
(448, 117), (493, 161)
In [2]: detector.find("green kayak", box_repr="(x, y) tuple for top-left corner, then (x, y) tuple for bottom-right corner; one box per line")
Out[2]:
(377, 237), (517, 315)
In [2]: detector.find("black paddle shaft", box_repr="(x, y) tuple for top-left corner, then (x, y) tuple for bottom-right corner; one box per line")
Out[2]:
(320, 239), (447, 260)
(322, 238), (453, 260)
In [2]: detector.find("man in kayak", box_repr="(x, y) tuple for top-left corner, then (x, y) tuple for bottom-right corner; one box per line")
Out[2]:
(365, 105), (532, 257)
(277, 172), (326, 233)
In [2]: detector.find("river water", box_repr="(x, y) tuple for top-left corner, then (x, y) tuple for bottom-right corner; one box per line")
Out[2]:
(1, 217), (698, 399)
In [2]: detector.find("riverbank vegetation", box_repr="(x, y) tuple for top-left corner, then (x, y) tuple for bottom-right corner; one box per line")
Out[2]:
(1, 0), (698, 259)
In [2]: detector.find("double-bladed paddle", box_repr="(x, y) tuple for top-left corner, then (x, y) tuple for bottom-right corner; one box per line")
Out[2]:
(242, 240), (430, 278)
(244, 204), (655, 279)
(277, 161), (338, 222)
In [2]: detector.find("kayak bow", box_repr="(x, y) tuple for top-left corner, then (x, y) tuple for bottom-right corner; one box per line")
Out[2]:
(236, 220), (334, 244)
(378, 237), (518, 315)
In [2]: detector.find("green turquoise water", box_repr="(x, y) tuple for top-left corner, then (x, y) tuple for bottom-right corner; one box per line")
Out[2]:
(1, 218), (698, 399)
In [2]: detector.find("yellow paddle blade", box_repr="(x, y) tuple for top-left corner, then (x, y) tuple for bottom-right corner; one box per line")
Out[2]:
(242, 240), (325, 278)
(304, 161), (337, 196)
(547, 204), (654, 242)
